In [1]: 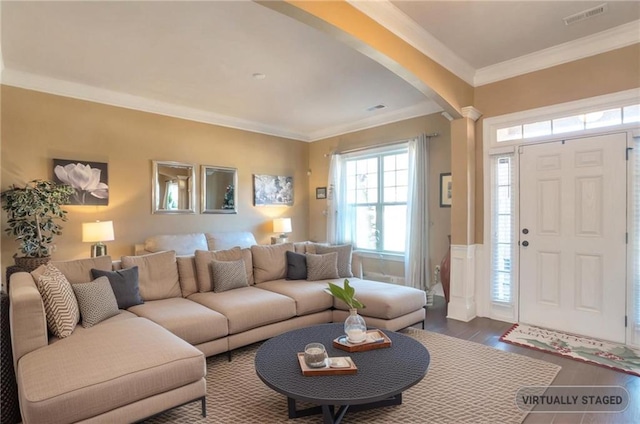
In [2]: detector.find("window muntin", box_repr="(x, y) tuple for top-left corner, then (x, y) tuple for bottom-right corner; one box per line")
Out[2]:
(344, 150), (408, 253)
(496, 104), (640, 142)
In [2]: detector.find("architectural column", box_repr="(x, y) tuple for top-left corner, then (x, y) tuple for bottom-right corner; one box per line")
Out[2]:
(448, 106), (482, 322)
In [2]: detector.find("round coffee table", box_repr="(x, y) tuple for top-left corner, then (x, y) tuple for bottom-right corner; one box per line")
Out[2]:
(255, 323), (429, 424)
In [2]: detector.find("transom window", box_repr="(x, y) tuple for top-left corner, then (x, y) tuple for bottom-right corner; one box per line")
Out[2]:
(497, 104), (640, 142)
(344, 149), (408, 253)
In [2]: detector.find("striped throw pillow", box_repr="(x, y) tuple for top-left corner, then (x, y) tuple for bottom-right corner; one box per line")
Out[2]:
(36, 263), (80, 338)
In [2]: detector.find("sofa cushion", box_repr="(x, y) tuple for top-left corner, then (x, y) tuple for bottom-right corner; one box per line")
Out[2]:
(251, 243), (293, 284)
(315, 244), (354, 278)
(306, 252), (340, 281)
(128, 298), (228, 345)
(121, 251), (182, 301)
(176, 256), (199, 297)
(72, 276), (120, 328)
(332, 278), (427, 319)
(35, 263), (80, 338)
(17, 318), (205, 424)
(188, 287), (296, 334)
(211, 259), (249, 292)
(286, 251), (307, 280)
(91, 266), (144, 309)
(293, 241), (316, 254)
(31, 256), (113, 285)
(256, 279), (334, 316)
(205, 231), (257, 250)
(195, 247), (253, 292)
(144, 233), (208, 256)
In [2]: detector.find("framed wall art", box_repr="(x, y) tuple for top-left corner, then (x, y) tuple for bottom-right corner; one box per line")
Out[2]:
(439, 172), (452, 208)
(316, 187), (327, 199)
(53, 159), (109, 205)
(253, 174), (294, 206)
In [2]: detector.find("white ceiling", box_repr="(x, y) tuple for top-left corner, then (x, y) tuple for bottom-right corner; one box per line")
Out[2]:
(1, 1), (639, 142)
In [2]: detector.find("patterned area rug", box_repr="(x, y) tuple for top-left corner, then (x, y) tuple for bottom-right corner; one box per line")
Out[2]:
(500, 323), (640, 377)
(145, 328), (560, 424)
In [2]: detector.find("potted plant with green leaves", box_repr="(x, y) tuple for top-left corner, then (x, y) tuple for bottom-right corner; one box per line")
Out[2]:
(326, 279), (367, 343)
(1, 179), (75, 271)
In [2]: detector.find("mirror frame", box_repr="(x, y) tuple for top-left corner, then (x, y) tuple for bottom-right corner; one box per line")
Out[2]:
(152, 160), (196, 214)
(201, 165), (238, 214)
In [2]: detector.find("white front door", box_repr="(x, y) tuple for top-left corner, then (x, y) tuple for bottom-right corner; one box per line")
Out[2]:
(519, 133), (627, 343)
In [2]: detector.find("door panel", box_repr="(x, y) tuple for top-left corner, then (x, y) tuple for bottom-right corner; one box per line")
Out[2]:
(519, 133), (627, 342)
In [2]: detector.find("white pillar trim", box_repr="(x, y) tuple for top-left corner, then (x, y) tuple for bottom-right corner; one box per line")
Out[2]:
(461, 106), (482, 122)
(447, 244), (477, 322)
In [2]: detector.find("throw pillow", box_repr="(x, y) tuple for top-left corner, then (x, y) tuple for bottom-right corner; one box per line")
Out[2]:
(36, 263), (80, 338)
(211, 259), (249, 293)
(195, 247), (254, 292)
(121, 251), (181, 301)
(91, 267), (144, 309)
(305, 252), (340, 281)
(286, 251), (307, 280)
(72, 277), (120, 328)
(315, 244), (353, 278)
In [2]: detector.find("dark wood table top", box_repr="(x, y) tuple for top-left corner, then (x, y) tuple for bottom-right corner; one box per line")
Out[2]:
(255, 323), (429, 406)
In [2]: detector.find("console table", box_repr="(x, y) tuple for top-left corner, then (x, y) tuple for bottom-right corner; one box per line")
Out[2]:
(255, 323), (429, 424)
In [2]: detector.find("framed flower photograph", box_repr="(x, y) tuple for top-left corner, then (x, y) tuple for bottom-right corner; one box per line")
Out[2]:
(439, 172), (452, 208)
(253, 174), (293, 206)
(53, 159), (109, 205)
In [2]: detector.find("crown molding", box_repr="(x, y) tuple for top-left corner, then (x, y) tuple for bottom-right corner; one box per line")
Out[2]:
(307, 101), (443, 142)
(475, 20), (640, 86)
(1, 69), (311, 141)
(347, 0), (476, 86)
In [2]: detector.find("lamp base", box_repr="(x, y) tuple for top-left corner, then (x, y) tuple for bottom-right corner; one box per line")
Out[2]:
(271, 236), (288, 245)
(91, 243), (108, 258)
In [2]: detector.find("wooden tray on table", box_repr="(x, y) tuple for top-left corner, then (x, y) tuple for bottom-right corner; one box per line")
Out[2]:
(332, 329), (392, 352)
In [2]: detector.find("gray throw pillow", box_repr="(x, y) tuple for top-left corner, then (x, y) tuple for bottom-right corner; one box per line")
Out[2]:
(315, 244), (353, 278)
(306, 252), (340, 281)
(286, 251), (307, 280)
(91, 266), (144, 310)
(72, 276), (120, 328)
(211, 259), (249, 293)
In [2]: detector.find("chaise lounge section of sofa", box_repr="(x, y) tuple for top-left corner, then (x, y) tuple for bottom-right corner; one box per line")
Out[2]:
(10, 231), (426, 423)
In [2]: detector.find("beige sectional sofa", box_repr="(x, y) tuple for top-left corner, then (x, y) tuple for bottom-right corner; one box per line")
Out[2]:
(9, 231), (426, 423)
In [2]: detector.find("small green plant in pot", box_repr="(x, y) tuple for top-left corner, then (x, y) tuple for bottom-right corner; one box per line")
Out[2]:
(326, 279), (368, 343)
(1, 179), (75, 270)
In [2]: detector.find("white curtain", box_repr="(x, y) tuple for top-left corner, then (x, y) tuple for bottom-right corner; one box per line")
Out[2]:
(326, 154), (354, 244)
(404, 134), (430, 290)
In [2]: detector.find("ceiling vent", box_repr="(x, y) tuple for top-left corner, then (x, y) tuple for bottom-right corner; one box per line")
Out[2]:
(563, 3), (608, 25)
(366, 104), (387, 112)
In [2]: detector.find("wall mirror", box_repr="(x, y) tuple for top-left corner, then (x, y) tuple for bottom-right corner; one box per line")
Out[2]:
(152, 161), (196, 214)
(201, 165), (237, 214)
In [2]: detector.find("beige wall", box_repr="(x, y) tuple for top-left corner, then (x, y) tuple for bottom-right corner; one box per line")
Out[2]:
(308, 113), (452, 280)
(1, 86), (310, 270)
(473, 43), (640, 242)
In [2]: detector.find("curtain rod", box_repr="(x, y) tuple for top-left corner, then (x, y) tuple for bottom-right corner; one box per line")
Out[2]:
(324, 132), (439, 157)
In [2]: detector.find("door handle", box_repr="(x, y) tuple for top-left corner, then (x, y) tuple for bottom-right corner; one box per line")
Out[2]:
(522, 241), (529, 247)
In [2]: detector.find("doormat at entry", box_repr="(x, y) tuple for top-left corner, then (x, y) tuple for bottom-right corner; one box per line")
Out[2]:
(500, 323), (640, 377)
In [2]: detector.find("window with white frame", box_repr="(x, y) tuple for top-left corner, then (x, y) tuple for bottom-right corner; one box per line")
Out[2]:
(490, 154), (515, 304)
(343, 148), (408, 253)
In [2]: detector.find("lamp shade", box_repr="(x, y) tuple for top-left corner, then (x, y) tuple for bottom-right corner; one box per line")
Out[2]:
(82, 221), (115, 243)
(273, 218), (292, 234)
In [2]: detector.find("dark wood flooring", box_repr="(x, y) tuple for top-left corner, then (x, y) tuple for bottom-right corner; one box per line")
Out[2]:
(422, 296), (639, 424)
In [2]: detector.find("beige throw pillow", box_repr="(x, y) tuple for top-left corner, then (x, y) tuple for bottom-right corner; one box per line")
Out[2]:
(72, 276), (119, 328)
(211, 260), (249, 293)
(195, 247), (253, 292)
(251, 243), (294, 284)
(306, 252), (340, 281)
(121, 251), (182, 301)
(36, 263), (80, 338)
(315, 244), (353, 278)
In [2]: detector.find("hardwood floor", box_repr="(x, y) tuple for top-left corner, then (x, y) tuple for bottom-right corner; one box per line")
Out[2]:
(422, 296), (639, 424)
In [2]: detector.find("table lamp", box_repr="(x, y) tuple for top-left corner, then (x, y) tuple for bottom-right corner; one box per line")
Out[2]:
(271, 218), (292, 244)
(82, 220), (115, 257)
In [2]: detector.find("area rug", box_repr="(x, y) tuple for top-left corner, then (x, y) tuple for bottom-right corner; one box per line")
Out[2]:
(145, 328), (560, 424)
(500, 323), (640, 377)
